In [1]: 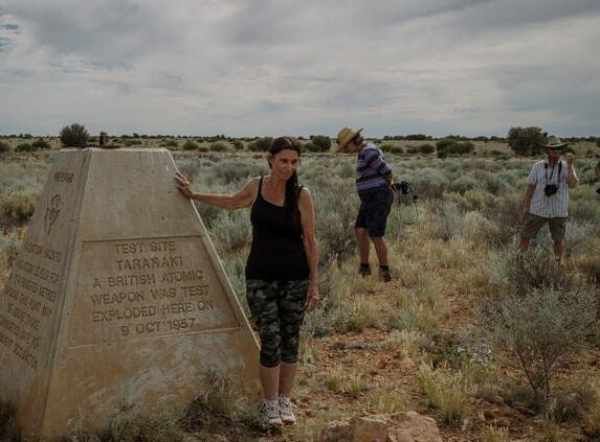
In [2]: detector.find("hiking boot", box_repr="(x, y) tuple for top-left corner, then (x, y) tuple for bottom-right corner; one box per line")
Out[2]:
(379, 266), (392, 283)
(279, 396), (296, 425)
(259, 399), (282, 428)
(359, 263), (371, 277)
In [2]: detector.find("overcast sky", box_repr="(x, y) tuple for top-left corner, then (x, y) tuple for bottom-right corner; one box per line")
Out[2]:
(1, 0), (599, 137)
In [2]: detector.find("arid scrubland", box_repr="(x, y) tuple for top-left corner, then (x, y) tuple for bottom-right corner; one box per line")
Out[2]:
(1, 138), (599, 441)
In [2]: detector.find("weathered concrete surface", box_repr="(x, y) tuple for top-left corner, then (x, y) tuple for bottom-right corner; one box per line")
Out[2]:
(0, 148), (260, 438)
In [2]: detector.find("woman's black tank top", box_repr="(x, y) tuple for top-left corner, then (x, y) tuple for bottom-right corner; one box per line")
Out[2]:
(245, 177), (310, 281)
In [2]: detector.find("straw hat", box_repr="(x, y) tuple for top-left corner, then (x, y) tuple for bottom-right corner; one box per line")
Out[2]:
(336, 127), (363, 152)
(543, 135), (567, 150)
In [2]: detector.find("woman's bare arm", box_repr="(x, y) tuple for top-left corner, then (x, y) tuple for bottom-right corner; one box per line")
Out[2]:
(298, 187), (320, 310)
(175, 172), (258, 210)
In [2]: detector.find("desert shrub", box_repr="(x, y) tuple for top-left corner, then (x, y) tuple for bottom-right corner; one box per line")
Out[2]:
(435, 139), (455, 158)
(31, 138), (50, 150)
(449, 141), (475, 155)
(248, 137), (272, 152)
(437, 139), (475, 157)
(15, 143), (34, 153)
(409, 168), (449, 199)
(489, 249), (575, 296)
(161, 139), (178, 149)
(406, 145), (419, 154)
(0, 191), (36, 224)
(0, 141), (10, 155)
(390, 146), (404, 155)
(481, 425), (510, 442)
(204, 210), (252, 254)
(314, 181), (358, 262)
(210, 142), (228, 152)
(232, 139), (244, 150)
(417, 363), (469, 425)
(449, 175), (479, 194)
(481, 287), (597, 402)
(122, 138), (142, 146)
(303, 142), (321, 153)
(208, 160), (266, 186)
(380, 143), (395, 153)
(310, 135), (331, 152)
(507, 126), (546, 156)
(60, 123), (89, 148)
(336, 160), (355, 179)
(419, 143), (435, 154)
(462, 210), (500, 245)
(182, 140), (198, 151)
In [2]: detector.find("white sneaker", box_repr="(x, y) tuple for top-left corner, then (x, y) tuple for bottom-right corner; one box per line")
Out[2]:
(278, 396), (296, 425)
(259, 399), (282, 428)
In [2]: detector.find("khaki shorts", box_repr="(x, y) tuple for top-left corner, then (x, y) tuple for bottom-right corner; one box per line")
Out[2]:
(521, 214), (567, 242)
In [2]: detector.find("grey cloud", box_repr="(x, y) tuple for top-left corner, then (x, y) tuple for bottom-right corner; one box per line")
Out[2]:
(1, 24), (18, 30)
(4, 0), (181, 67)
(0, 36), (12, 50)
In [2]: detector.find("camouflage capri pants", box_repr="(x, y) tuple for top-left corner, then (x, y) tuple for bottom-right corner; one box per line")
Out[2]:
(246, 279), (309, 368)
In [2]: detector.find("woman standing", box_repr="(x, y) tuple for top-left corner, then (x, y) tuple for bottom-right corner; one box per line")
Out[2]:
(175, 137), (319, 428)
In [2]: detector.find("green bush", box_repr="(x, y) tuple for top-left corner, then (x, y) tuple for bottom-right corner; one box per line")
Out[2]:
(449, 141), (475, 155)
(248, 137), (272, 152)
(482, 287), (597, 402)
(15, 143), (34, 153)
(123, 138), (142, 147)
(31, 138), (51, 150)
(380, 143), (395, 153)
(161, 139), (179, 149)
(310, 135), (332, 152)
(0, 141), (11, 155)
(507, 127), (546, 156)
(390, 146), (404, 155)
(303, 142), (321, 152)
(60, 123), (89, 148)
(0, 191), (36, 224)
(182, 140), (199, 151)
(210, 142), (228, 152)
(232, 139), (244, 150)
(419, 144), (435, 154)
(436, 139), (474, 157)
(449, 175), (479, 194)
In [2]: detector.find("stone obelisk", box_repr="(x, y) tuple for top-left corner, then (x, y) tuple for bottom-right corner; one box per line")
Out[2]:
(0, 148), (260, 438)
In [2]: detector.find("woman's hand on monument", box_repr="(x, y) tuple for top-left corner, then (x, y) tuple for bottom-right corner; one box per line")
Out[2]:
(175, 172), (194, 199)
(305, 281), (320, 311)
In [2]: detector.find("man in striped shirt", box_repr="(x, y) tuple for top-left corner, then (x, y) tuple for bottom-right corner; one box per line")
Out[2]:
(337, 127), (394, 282)
(520, 136), (579, 263)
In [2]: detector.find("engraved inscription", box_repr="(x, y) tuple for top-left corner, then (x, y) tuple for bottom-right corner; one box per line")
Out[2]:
(70, 236), (237, 346)
(43, 194), (62, 235)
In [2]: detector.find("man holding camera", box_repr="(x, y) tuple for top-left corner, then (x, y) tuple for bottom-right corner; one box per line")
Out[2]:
(337, 127), (394, 282)
(520, 136), (579, 263)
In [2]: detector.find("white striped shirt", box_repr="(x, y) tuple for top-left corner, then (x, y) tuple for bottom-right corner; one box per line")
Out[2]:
(527, 160), (576, 218)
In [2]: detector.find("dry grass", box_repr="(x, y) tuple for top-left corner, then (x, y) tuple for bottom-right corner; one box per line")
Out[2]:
(416, 363), (471, 426)
(1, 150), (599, 441)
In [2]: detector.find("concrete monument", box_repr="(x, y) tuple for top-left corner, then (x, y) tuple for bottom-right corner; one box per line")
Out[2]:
(0, 148), (260, 438)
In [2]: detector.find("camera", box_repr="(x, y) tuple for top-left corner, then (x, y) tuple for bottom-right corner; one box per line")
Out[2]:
(392, 181), (410, 195)
(391, 181), (418, 202)
(544, 184), (558, 197)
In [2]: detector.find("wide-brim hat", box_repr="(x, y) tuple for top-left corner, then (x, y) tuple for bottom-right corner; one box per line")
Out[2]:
(336, 127), (363, 152)
(543, 135), (568, 150)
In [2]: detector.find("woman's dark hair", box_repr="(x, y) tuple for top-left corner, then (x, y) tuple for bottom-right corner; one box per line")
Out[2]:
(269, 137), (302, 224)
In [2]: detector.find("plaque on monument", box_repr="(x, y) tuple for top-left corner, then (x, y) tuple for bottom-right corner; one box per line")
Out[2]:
(0, 148), (260, 438)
